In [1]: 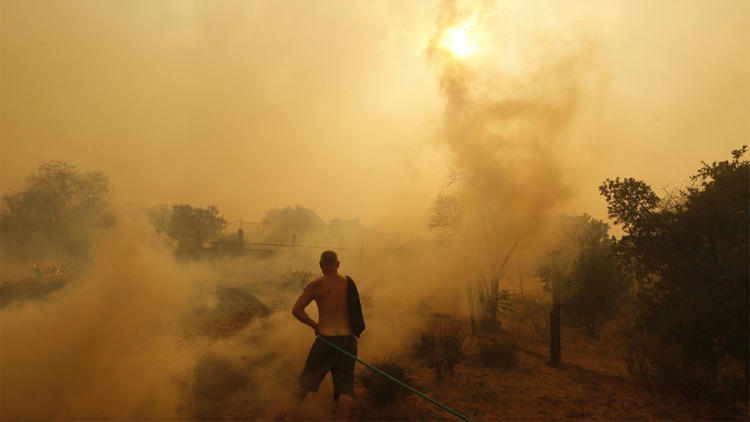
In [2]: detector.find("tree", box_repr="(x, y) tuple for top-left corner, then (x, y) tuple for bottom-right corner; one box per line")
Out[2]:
(427, 183), (516, 333)
(146, 204), (172, 235)
(600, 146), (749, 383)
(537, 214), (628, 337)
(165, 204), (226, 257)
(327, 217), (364, 247)
(0, 161), (113, 258)
(261, 205), (324, 243)
(428, 193), (460, 244)
(469, 239), (518, 332)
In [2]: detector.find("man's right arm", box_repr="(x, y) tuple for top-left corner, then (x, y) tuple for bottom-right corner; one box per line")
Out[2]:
(292, 282), (319, 332)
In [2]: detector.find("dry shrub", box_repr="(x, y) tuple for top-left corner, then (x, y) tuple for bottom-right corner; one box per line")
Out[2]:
(191, 287), (270, 339)
(276, 269), (315, 291)
(513, 299), (549, 341)
(415, 321), (466, 379)
(0, 276), (67, 308)
(622, 330), (747, 402)
(478, 332), (519, 369)
(359, 358), (409, 405)
(1, 262), (78, 308)
(623, 333), (707, 394)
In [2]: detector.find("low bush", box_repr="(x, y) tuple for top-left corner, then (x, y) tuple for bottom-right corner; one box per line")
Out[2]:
(359, 358), (409, 404)
(276, 269), (315, 290)
(414, 321), (466, 379)
(0, 276), (67, 308)
(513, 299), (549, 341)
(622, 329), (747, 402)
(478, 333), (519, 369)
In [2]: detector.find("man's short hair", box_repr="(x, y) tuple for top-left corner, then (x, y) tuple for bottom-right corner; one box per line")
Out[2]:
(320, 250), (338, 267)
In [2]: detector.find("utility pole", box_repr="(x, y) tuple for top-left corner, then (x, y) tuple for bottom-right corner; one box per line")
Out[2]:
(232, 219), (261, 246)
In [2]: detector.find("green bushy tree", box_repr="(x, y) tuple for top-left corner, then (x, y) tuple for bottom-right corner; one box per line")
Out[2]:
(0, 161), (114, 258)
(600, 146), (749, 384)
(537, 214), (628, 337)
(164, 204), (226, 257)
(261, 205), (324, 243)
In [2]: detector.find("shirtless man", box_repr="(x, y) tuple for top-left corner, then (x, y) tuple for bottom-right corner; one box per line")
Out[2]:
(292, 250), (359, 421)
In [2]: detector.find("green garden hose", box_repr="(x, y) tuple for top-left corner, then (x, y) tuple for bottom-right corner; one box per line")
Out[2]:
(316, 334), (475, 422)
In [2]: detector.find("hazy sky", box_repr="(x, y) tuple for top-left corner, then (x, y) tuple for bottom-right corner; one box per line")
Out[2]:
(2, 0), (748, 228)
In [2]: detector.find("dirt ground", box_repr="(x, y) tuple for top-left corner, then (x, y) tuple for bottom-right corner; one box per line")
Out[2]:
(231, 304), (748, 422)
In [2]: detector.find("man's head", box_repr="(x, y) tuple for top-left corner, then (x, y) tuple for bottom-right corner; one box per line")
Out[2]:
(319, 250), (340, 274)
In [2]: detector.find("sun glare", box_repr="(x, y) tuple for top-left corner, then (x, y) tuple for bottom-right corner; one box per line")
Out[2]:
(441, 22), (475, 59)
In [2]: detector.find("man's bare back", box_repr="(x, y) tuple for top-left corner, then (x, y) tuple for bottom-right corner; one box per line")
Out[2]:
(312, 275), (353, 336)
(292, 254), (352, 336)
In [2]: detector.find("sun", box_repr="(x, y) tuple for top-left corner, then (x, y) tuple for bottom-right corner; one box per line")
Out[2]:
(441, 22), (475, 59)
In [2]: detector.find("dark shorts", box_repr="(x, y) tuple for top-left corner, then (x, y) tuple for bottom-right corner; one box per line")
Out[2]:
(297, 335), (357, 400)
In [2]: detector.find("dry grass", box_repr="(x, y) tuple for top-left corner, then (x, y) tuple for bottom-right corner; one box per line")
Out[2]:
(214, 296), (749, 421)
(478, 332), (519, 369)
(359, 357), (410, 405)
(188, 354), (249, 420)
(621, 329), (749, 403)
(414, 320), (466, 379)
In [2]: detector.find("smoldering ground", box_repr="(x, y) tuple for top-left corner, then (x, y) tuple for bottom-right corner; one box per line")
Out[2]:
(0, 211), (444, 420)
(1, 215), (204, 419)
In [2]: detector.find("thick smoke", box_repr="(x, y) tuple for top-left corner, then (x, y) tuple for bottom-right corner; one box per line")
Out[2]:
(0, 211), (438, 420)
(425, 0), (603, 272)
(0, 215), (209, 419)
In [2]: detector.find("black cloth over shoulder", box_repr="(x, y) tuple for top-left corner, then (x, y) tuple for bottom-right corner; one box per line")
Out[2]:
(346, 276), (365, 338)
